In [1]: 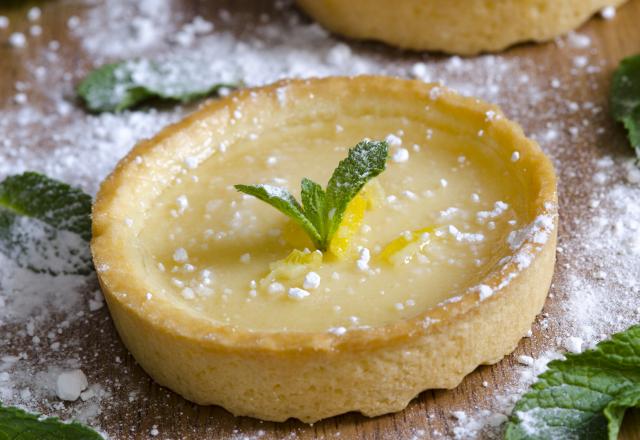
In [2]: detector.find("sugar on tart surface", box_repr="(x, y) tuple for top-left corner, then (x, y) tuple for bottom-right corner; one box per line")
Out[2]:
(91, 76), (558, 423)
(296, 0), (626, 55)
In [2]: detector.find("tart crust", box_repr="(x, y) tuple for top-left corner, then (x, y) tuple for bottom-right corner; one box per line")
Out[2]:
(296, 0), (626, 54)
(92, 76), (558, 423)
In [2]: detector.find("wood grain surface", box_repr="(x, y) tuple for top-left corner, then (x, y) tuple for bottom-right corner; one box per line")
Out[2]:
(1, 1), (639, 439)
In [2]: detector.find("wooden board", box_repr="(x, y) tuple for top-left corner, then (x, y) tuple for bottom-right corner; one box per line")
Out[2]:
(0, 0), (639, 438)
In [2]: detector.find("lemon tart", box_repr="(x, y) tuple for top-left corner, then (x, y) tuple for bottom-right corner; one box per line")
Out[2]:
(91, 76), (558, 422)
(296, 0), (626, 54)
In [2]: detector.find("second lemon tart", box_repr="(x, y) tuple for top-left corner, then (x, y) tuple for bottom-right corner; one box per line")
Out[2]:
(92, 76), (558, 422)
(296, 0), (626, 54)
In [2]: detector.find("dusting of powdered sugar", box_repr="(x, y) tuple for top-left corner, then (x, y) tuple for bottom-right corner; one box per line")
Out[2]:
(72, 0), (177, 60)
(0, 0), (638, 438)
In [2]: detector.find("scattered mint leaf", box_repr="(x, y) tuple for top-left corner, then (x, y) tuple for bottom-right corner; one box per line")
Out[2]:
(0, 404), (103, 439)
(0, 172), (93, 274)
(604, 387), (640, 436)
(77, 58), (238, 113)
(622, 107), (640, 153)
(0, 172), (92, 240)
(610, 54), (640, 160)
(505, 325), (640, 440)
(235, 140), (388, 251)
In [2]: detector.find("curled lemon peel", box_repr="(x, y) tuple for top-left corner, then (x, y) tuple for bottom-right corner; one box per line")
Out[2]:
(327, 180), (384, 260)
(378, 226), (436, 265)
(260, 249), (323, 290)
(327, 193), (367, 259)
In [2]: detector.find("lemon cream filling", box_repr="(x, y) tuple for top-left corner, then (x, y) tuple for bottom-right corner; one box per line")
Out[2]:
(137, 123), (535, 333)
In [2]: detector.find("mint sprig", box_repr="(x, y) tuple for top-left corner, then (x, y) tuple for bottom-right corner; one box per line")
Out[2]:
(78, 58), (237, 113)
(235, 140), (388, 251)
(0, 172), (93, 274)
(611, 54), (640, 161)
(233, 184), (323, 246)
(505, 325), (640, 440)
(0, 404), (102, 439)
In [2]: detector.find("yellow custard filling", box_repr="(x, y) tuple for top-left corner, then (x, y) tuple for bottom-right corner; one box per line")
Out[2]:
(137, 121), (527, 333)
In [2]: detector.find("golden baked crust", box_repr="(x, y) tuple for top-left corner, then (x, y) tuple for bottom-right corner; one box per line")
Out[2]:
(296, 0), (626, 54)
(92, 76), (558, 422)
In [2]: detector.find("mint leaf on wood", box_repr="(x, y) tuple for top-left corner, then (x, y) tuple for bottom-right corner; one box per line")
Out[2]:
(505, 325), (640, 440)
(610, 54), (640, 160)
(0, 404), (103, 439)
(78, 58), (238, 113)
(0, 172), (93, 274)
(622, 107), (640, 153)
(235, 140), (388, 251)
(0, 172), (92, 240)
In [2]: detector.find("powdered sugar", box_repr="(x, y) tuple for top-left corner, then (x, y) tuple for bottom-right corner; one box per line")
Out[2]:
(56, 369), (88, 401)
(560, 176), (640, 343)
(73, 0), (176, 60)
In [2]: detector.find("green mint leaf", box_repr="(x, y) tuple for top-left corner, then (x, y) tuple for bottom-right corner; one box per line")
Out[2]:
(505, 325), (640, 440)
(622, 110), (640, 153)
(0, 172), (92, 240)
(0, 172), (93, 275)
(300, 178), (327, 240)
(234, 184), (322, 248)
(325, 140), (388, 241)
(235, 140), (388, 252)
(604, 386), (640, 438)
(610, 54), (640, 160)
(78, 58), (238, 113)
(0, 404), (103, 439)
